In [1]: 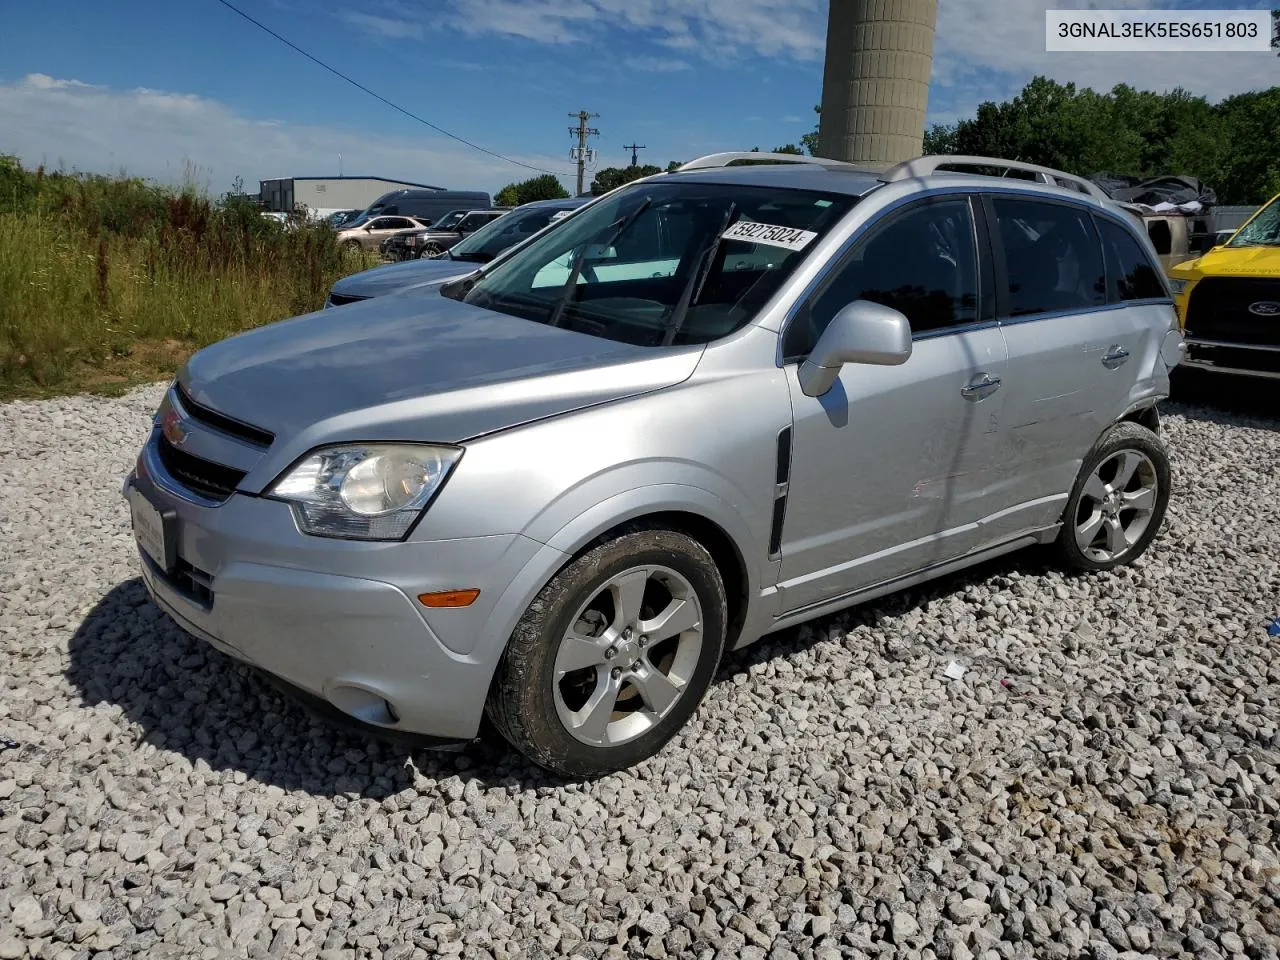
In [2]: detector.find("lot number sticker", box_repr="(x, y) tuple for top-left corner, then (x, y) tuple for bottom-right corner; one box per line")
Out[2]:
(722, 220), (818, 251)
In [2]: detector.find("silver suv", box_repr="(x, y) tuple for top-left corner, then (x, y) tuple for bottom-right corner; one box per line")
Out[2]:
(123, 152), (1183, 776)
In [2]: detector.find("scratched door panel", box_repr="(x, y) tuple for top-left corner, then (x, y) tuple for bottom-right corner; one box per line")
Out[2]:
(995, 307), (1146, 531)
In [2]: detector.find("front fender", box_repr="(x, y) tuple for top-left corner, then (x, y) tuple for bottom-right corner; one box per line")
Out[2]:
(468, 483), (769, 665)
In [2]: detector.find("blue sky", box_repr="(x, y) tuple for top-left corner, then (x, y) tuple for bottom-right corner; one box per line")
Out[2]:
(1, 0), (1276, 196)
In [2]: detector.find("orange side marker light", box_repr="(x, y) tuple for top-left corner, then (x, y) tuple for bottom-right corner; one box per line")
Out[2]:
(418, 589), (481, 608)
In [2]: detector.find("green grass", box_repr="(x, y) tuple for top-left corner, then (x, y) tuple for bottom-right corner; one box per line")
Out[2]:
(0, 156), (375, 400)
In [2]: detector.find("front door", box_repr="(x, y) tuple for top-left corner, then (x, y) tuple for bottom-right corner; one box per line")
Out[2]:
(776, 195), (1010, 614)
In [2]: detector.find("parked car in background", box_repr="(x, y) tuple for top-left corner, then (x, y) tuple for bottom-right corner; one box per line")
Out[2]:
(1170, 190), (1280, 381)
(380, 210), (471, 261)
(327, 197), (591, 306)
(124, 151), (1179, 777)
(335, 214), (430, 252)
(411, 209), (510, 259)
(360, 189), (492, 226)
(327, 209), (362, 228)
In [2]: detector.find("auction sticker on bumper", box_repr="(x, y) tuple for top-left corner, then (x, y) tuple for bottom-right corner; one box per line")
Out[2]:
(130, 488), (171, 572)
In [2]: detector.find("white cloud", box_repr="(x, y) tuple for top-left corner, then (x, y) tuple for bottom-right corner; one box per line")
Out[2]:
(0, 74), (572, 196)
(929, 0), (1278, 118)
(354, 0), (1275, 122)
(623, 55), (691, 73)
(342, 12), (425, 40)
(360, 0), (827, 59)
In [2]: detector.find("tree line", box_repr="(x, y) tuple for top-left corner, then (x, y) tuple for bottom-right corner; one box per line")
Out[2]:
(797, 75), (1280, 205)
(494, 72), (1280, 210)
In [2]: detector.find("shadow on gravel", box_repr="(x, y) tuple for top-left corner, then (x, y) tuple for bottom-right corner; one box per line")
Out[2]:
(1167, 369), (1279, 430)
(65, 578), (561, 796)
(725, 547), (1060, 679)
(68, 548), (1064, 795)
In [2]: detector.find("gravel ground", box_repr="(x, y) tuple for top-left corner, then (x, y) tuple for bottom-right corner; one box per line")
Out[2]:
(1, 381), (1278, 960)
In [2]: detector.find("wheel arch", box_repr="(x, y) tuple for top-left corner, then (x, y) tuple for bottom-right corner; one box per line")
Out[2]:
(1118, 401), (1160, 434)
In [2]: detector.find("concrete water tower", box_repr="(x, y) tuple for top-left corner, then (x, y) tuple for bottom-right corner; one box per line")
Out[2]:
(817, 0), (938, 165)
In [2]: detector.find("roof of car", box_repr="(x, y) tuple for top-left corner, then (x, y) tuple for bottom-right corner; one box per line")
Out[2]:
(654, 154), (1133, 214)
(661, 162), (886, 197)
(516, 196), (594, 210)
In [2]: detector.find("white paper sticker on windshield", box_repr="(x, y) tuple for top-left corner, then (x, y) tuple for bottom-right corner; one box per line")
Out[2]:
(549, 210), (571, 222)
(721, 219), (818, 251)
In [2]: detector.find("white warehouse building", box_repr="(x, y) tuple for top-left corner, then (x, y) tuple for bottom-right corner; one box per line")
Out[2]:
(258, 176), (445, 218)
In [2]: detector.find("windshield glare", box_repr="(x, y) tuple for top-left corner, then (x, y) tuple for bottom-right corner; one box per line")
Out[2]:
(452, 183), (853, 347)
(432, 211), (467, 231)
(1229, 196), (1280, 247)
(450, 206), (570, 261)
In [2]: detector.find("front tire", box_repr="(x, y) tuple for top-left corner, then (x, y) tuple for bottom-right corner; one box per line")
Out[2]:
(419, 243), (443, 259)
(1054, 421), (1170, 572)
(486, 528), (727, 777)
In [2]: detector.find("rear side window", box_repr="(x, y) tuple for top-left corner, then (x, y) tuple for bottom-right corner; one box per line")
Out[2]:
(1096, 216), (1167, 301)
(785, 197), (979, 356)
(992, 198), (1105, 318)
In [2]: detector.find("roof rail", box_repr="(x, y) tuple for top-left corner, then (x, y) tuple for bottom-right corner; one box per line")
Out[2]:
(675, 151), (855, 172)
(881, 155), (1110, 202)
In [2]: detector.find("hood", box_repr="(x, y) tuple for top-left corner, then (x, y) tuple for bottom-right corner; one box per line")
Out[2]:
(330, 257), (474, 299)
(1171, 244), (1280, 280)
(180, 293), (702, 488)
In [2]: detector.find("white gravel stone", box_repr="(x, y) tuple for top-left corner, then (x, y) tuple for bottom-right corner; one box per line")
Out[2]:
(1, 383), (1278, 959)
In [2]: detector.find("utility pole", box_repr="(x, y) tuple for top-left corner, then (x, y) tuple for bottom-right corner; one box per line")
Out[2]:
(623, 143), (646, 168)
(568, 110), (600, 196)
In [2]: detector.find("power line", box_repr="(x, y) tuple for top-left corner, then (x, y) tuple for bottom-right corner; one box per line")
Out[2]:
(623, 143), (646, 167)
(211, 0), (569, 178)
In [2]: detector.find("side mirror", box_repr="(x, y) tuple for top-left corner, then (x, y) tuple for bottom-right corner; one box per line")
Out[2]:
(797, 300), (912, 398)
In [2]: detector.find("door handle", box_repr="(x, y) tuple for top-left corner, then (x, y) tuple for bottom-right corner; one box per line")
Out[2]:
(961, 372), (1002, 401)
(1102, 345), (1130, 369)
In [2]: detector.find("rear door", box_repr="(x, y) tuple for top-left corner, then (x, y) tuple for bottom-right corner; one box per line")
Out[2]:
(983, 194), (1145, 537)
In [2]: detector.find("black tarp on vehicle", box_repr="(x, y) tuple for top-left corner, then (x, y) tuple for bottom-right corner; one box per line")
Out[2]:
(1088, 173), (1217, 208)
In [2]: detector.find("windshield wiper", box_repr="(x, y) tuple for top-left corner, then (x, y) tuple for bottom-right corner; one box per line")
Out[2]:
(547, 198), (652, 329)
(659, 203), (738, 347)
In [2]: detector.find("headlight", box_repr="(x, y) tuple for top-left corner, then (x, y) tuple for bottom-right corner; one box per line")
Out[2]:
(268, 443), (461, 540)
(1167, 278), (1187, 296)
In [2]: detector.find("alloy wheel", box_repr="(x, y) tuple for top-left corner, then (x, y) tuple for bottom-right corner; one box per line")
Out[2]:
(552, 565), (704, 747)
(1073, 449), (1159, 563)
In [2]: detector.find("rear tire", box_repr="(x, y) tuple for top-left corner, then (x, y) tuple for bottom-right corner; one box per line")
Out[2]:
(486, 527), (727, 778)
(1054, 421), (1170, 573)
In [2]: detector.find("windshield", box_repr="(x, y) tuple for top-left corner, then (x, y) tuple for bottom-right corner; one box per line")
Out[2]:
(431, 210), (467, 232)
(449, 182), (854, 347)
(449, 205), (574, 262)
(1228, 196), (1280, 247)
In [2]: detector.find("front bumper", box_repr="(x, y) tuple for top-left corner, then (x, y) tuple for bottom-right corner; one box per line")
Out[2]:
(1181, 337), (1280, 380)
(122, 429), (550, 742)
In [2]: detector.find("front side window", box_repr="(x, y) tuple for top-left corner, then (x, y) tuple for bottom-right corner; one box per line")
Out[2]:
(1228, 195), (1280, 247)
(993, 197), (1105, 317)
(451, 182), (855, 347)
(456, 213), (492, 233)
(784, 197), (979, 358)
(432, 211), (466, 232)
(1096, 216), (1167, 302)
(450, 207), (567, 263)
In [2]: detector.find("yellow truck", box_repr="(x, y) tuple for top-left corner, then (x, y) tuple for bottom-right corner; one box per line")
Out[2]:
(1169, 192), (1280, 382)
